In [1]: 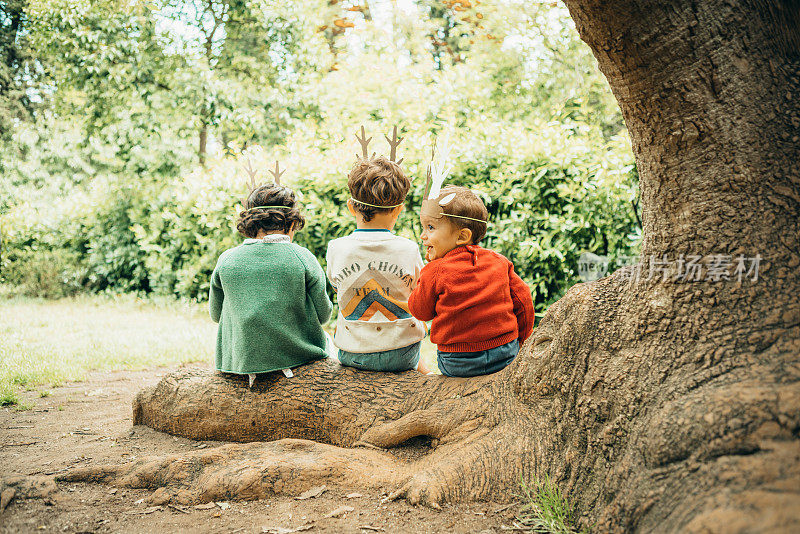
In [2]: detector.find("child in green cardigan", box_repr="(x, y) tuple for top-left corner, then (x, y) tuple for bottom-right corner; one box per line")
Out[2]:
(209, 181), (333, 386)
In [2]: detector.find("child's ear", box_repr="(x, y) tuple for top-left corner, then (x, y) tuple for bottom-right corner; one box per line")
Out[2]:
(347, 199), (357, 216)
(456, 227), (473, 245)
(394, 204), (405, 216)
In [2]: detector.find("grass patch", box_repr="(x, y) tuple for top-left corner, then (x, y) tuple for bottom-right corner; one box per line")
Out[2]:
(517, 475), (587, 534)
(1, 387), (19, 406)
(0, 294), (216, 405)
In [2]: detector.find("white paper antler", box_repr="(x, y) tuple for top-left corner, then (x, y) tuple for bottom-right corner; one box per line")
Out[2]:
(427, 130), (453, 199)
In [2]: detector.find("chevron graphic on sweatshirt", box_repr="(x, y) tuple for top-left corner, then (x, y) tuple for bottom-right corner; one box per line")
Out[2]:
(342, 278), (411, 321)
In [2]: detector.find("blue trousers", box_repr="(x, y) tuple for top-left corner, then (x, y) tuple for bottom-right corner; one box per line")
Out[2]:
(437, 338), (519, 377)
(338, 341), (422, 372)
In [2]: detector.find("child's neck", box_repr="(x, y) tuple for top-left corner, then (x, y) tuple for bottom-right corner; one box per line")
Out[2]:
(355, 215), (397, 232)
(256, 230), (292, 240)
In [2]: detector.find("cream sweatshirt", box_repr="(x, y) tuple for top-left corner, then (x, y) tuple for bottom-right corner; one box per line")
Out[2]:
(325, 230), (426, 353)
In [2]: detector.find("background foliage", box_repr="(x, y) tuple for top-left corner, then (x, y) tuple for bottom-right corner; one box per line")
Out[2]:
(1, 0), (640, 313)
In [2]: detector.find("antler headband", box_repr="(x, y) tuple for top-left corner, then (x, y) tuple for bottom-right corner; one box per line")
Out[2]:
(420, 133), (487, 224)
(241, 158), (292, 212)
(353, 124), (404, 164)
(350, 124), (407, 209)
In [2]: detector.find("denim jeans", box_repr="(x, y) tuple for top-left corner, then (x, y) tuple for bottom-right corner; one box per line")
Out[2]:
(338, 341), (422, 372)
(437, 338), (519, 377)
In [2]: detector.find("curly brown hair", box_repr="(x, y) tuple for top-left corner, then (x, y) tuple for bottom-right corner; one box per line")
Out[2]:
(236, 184), (305, 238)
(439, 185), (489, 244)
(347, 156), (410, 222)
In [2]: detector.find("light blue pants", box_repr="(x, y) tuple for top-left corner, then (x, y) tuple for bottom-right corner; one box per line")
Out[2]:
(338, 341), (422, 372)
(437, 338), (519, 377)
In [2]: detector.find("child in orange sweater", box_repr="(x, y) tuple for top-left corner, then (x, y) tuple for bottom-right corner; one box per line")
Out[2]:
(408, 185), (534, 377)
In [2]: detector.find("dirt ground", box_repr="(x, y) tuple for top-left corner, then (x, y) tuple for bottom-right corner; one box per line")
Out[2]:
(0, 363), (523, 533)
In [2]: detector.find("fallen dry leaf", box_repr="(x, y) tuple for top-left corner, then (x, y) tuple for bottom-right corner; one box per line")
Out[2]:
(168, 503), (190, 514)
(345, 492), (363, 499)
(194, 502), (217, 510)
(295, 485), (327, 500)
(261, 523), (315, 534)
(324, 505), (355, 518)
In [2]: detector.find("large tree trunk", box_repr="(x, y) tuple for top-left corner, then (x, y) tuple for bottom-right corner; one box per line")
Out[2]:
(56, 0), (800, 532)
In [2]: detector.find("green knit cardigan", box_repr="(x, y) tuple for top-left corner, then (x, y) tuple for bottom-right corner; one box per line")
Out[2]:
(209, 240), (333, 374)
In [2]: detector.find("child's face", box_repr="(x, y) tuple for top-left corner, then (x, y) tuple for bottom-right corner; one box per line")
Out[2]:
(420, 215), (471, 261)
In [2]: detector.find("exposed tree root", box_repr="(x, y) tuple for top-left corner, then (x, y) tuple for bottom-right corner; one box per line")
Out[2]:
(0, 475), (60, 513)
(57, 439), (405, 505)
(54, 422), (529, 509)
(356, 397), (486, 448)
(131, 361), (501, 447)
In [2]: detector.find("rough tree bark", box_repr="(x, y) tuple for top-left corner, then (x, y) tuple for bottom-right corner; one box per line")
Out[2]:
(56, 0), (800, 532)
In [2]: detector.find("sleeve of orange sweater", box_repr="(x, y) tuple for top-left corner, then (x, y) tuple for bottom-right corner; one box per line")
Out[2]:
(508, 261), (534, 343)
(408, 261), (439, 321)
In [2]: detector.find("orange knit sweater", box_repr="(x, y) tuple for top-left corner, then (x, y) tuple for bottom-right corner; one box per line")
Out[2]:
(408, 245), (534, 352)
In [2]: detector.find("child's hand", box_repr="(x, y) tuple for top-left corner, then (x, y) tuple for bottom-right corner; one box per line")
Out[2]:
(411, 267), (421, 290)
(425, 246), (435, 262)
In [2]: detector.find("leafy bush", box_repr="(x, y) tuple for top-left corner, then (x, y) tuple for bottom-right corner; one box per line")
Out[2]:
(0, 248), (84, 298)
(1, 126), (639, 312)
